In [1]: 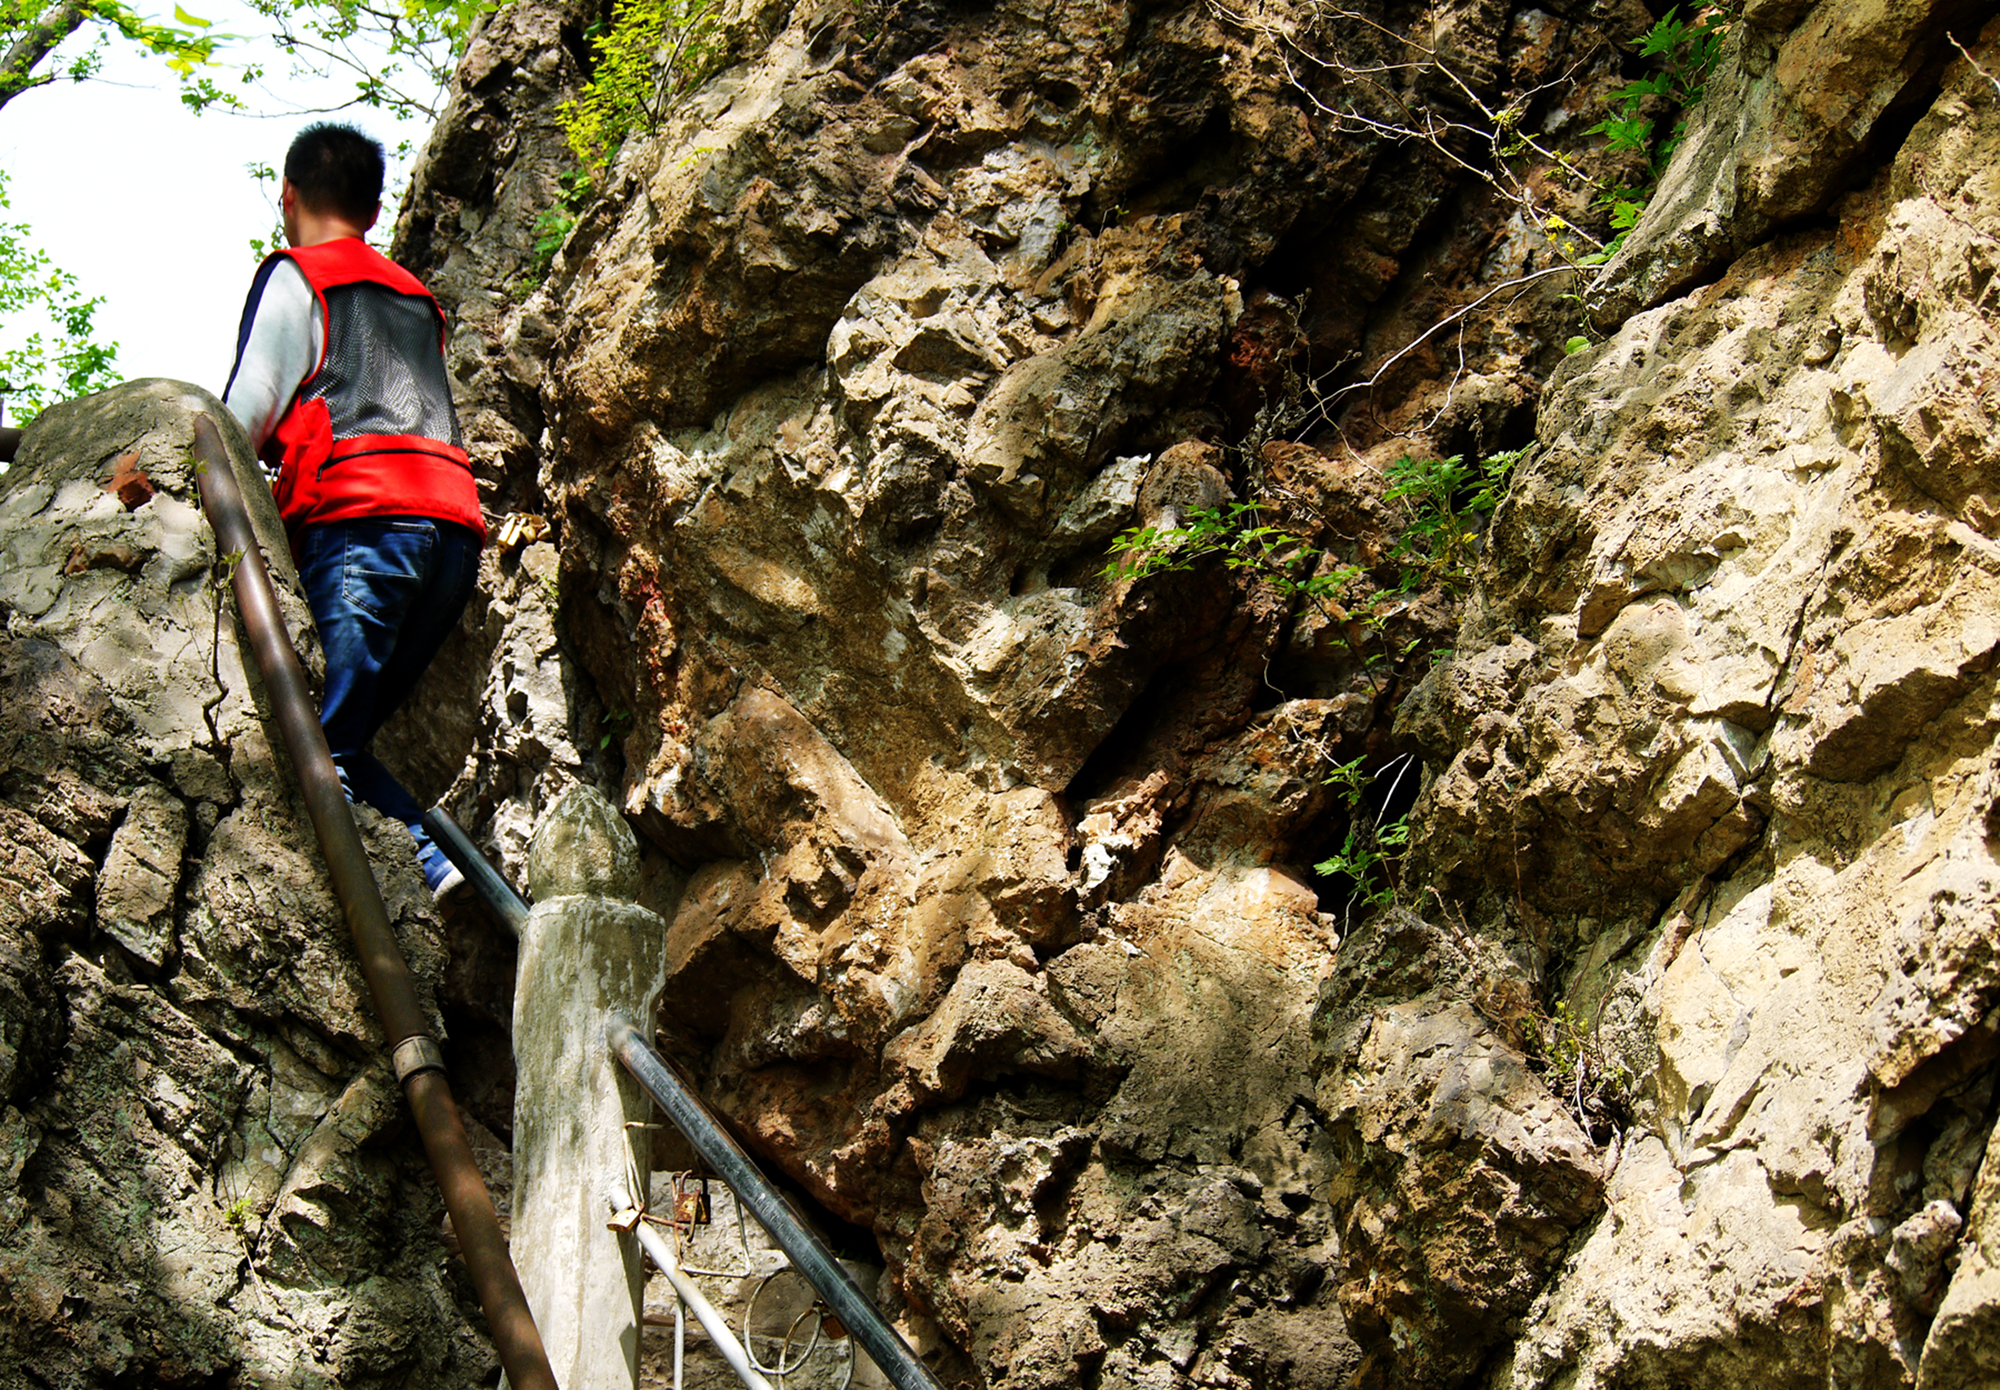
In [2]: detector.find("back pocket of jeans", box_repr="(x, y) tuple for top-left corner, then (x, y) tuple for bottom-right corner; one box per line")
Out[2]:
(340, 521), (434, 621)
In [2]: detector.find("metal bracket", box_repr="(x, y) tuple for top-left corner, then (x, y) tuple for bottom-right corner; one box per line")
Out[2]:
(392, 1035), (446, 1084)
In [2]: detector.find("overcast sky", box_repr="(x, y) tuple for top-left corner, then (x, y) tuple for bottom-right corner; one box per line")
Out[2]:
(1, 0), (437, 398)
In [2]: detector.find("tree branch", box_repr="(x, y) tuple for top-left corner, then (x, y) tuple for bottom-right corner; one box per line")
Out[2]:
(0, 0), (89, 113)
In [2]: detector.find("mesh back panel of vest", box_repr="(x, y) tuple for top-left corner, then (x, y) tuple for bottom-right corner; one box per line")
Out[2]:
(307, 283), (465, 448)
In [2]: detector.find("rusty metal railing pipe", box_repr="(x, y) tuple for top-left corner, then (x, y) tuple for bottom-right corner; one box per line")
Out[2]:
(191, 413), (558, 1390)
(607, 1014), (946, 1390)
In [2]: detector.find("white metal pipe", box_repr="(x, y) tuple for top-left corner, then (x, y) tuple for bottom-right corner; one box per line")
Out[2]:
(614, 1187), (776, 1390)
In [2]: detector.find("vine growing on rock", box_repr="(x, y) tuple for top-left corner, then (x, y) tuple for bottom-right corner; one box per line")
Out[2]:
(1105, 449), (1518, 672)
(1584, 5), (1729, 264)
(1522, 997), (1634, 1143)
(1210, 0), (1622, 267)
(1208, 0), (1730, 404)
(517, 168), (593, 297)
(196, 468), (243, 754)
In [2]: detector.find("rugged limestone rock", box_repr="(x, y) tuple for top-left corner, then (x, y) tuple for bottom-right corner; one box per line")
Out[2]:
(369, 0), (2000, 1383)
(0, 382), (492, 1388)
(396, 0), (1587, 1379)
(1313, 910), (1604, 1387)
(1402, 10), (2000, 1388)
(8, 0), (2000, 1384)
(384, 0), (598, 883)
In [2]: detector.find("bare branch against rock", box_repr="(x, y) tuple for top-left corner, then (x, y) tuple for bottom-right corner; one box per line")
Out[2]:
(1951, 32), (2000, 98)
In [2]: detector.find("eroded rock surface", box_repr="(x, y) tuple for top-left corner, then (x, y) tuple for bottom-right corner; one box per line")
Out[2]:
(8, 0), (2000, 1386)
(0, 382), (492, 1388)
(387, 0), (1632, 1383)
(377, 0), (2000, 1384)
(1403, 12), (2000, 1388)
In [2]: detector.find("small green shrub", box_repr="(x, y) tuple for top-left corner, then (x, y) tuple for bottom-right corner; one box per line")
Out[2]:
(598, 706), (632, 751)
(559, 0), (724, 174)
(1105, 451), (1522, 915)
(1105, 448), (1521, 686)
(1313, 754), (1417, 912)
(1523, 998), (1634, 1140)
(515, 169), (595, 298)
(1381, 448), (1522, 588)
(1582, 6), (1729, 265)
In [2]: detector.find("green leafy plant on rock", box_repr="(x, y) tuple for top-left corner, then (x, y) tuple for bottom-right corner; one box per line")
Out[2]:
(1582, 5), (1729, 265)
(1106, 451), (1522, 917)
(559, 0), (723, 174)
(516, 168), (594, 298)
(1424, 889), (1637, 1146)
(1380, 449), (1522, 589)
(1108, 500), (1388, 688)
(199, 517), (245, 752)
(1314, 753), (1417, 915)
(1522, 997), (1634, 1142)
(597, 705), (632, 751)
(1105, 449), (1521, 688)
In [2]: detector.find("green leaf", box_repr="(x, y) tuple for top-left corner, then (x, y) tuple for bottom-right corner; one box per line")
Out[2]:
(1589, 115), (1653, 152)
(173, 6), (212, 28)
(1612, 75), (1672, 103)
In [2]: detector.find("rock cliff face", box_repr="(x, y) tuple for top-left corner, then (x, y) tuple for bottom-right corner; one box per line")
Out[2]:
(5, 0), (2000, 1386)
(1401, 8), (2000, 1384)
(379, 0), (2000, 1381)
(390, 0), (1643, 1382)
(0, 384), (500, 1387)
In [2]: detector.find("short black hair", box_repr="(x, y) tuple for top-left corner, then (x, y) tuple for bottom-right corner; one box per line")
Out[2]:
(284, 123), (385, 224)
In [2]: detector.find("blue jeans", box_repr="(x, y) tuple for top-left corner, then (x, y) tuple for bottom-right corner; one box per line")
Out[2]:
(295, 517), (480, 890)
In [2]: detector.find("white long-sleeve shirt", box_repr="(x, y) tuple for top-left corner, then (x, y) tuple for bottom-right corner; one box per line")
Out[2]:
(223, 258), (324, 452)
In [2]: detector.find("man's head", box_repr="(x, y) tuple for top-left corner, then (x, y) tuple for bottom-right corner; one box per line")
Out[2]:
(280, 123), (383, 246)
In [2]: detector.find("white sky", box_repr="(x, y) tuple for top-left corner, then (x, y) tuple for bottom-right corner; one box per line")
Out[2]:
(1, 0), (437, 399)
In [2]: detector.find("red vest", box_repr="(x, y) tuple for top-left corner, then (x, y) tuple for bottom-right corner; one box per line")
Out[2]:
(263, 238), (485, 542)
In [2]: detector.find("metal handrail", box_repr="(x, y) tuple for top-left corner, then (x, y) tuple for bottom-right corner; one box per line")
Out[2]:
(191, 413), (558, 1390)
(423, 805), (530, 937)
(425, 809), (937, 1388)
(608, 1016), (946, 1390)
